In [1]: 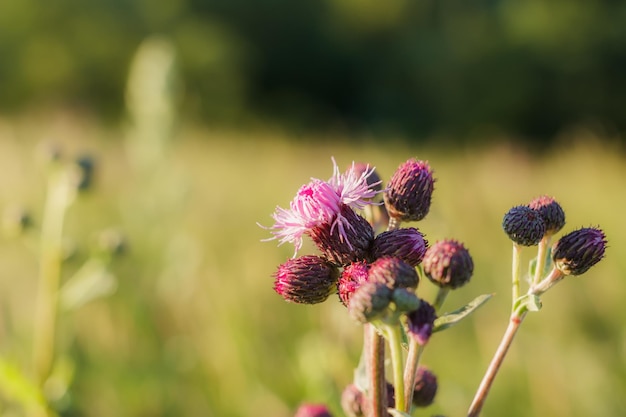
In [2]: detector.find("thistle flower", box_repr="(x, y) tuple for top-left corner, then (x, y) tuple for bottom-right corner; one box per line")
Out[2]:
(309, 204), (374, 265)
(371, 228), (428, 267)
(406, 300), (436, 345)
(338, 261), (370, 306)
(369, 257), (419, 290)
(552, 227), (607, 276)
(412, 366), (438, 407)
(264, 159), (381, 256)
(348, 281), (393, 323)
(274, 256), (339, 304)
(502, 205), (546, 246)
(529, 195), (566, 236)
(294, 403), (333, 417)
(423, 239), (474, 289)
(384, 158), (435, 222)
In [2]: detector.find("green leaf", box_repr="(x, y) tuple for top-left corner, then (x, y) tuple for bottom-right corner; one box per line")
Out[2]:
(514, 294), (542, 314)
(433, 293), (493, 333)
(388, 409), (413, 417)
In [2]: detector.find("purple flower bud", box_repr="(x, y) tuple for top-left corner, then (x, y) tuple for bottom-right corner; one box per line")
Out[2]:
(371, 228), (428, 267)
(406, 300), (436, 345)
(384, 159), (435, 222)
(369, 257), (419, 290)
(274, 256), (339, 304)
(529, 195), (566, 235)
(412, 366), (438, 407)
(552, 227), (607, 276)
(337, 261), (370, 306)
(309, 204), (374, 265)
(295, 403), (333, 417)
(348, 281), (393, 323)
(502, 205), (546, 246)
(423, 239), (473, 289)
(341, 384), (365, 417)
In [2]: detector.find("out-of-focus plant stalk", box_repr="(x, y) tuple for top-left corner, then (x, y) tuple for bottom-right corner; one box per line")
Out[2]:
(387, 324), (406, 412)
(33, 166), (75, 387)
(511, 244), (522, 308)
(532, 236), (550, 286)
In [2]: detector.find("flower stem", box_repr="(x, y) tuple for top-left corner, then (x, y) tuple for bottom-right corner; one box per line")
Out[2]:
(532, 236), (550, 286)
(365, 324), (387, 417)
(511, 244), (522, 310)
(386, 324), (406, 412)
(466, 311), (527, 417)
(33, 167), (74, 386)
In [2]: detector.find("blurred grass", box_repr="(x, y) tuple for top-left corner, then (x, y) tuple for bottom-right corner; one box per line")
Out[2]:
(0, 113), (625, 417)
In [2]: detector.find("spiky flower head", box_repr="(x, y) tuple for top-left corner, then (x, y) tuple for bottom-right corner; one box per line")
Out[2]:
(371, 228), (428, 267)
(502, 205), (546, 246)
(338, 261), (370, 306)
(348, 163), (384, 194)
(348, 281), (393, 323)
(552, 227), (607, 276)
(309, 204), (374, 265)
(423, 239), (474, 289)
(406, 300), (437, 345)
(274, 256), (339, 304)
(369, 256), (419, 290)
(384, 158), (435, 222)
(263, 159), (381, 256)
(294, 403), (334, 417)
(412, 366), (438, 407)
(529, 195), (566, 235)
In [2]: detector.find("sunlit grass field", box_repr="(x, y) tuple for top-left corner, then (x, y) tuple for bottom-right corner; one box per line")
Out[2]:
(0, 113), (625, 417)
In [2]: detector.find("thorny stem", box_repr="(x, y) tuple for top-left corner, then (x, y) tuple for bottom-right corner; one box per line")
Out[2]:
(511, 244), (522, 310)
(33, 166), (74, 386)
(467, 311), (527, 417)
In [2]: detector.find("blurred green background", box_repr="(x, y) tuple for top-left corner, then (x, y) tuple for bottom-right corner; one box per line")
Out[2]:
(1, 1), (626, 417)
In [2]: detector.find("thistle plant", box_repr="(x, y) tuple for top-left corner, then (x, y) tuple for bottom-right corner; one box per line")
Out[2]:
(262, 158), (607, 417)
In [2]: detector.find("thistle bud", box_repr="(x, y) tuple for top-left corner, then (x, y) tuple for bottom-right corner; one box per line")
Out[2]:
(341, 384), (365, 417)
(337, 261), (370, 306)
(393, 288), (421, 312)
(552, 227), (607, 276)
(412, 366), (438, 407)
(406, 300), (436, 345)
(529, 195), (566, 235)
(369, 257), (419, 290)
(309, 204), (374, 266)
(422, 239), (473, 289)
(274, 256), (339, 304)
(384, 159), (435, 222)
(502, 205), (546, 246)
(295, 403), (333, 417)
(371, 228), (428, 267)
(348, 281), (393, 323)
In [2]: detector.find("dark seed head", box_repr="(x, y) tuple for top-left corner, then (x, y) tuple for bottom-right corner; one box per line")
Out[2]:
(552, 227), (607, 276)
(502, 205), (546, 246)
(529, 195), (566, 236)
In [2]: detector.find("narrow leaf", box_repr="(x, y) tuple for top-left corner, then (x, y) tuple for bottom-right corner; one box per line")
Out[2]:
(433, 293), (493, 333)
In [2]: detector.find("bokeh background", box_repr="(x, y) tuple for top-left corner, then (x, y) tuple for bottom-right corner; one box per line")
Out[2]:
(1, 1), (625, 416)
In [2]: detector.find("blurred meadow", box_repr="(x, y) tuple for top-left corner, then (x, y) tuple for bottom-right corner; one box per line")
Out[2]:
(1, 1), (626, 417)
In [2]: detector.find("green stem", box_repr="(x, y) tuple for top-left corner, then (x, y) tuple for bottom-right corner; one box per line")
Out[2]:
(532, 236), (550, 286)
(467, 311), (527, 417)
(33, 167), (73, 386)
(511, 244), (522, 311)
(387, 324), (406, 413)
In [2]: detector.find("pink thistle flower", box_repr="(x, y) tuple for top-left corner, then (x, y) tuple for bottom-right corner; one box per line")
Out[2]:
(262, 158), (381, 257)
